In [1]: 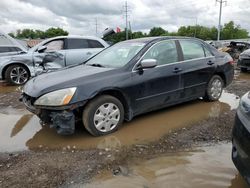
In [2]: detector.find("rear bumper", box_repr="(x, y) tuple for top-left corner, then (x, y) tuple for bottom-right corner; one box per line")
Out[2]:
(224, 68), (234, 87)
(232, 110), (250, 185)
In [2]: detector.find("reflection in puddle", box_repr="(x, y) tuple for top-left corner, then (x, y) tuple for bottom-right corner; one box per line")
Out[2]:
(0, 91), (239, 152)
(82, 143), (248, 188)
(234, 71), (250, 81)
(0, 82), (22, 94)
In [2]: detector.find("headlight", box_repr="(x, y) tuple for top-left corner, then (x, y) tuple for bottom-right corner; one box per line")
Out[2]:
(34, 87), (76, 106)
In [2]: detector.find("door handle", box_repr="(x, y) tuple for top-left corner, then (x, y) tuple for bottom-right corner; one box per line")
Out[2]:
(86, 52), (92, 55)
(173, 67), (183, 73)
(207, 60), (215, 65)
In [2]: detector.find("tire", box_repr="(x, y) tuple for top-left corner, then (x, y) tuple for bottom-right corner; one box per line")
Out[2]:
(204, 75), (224, 102)
(5, 64), (30, 85)
(83, 95), (124, 136)
(240, 67), (248, 72)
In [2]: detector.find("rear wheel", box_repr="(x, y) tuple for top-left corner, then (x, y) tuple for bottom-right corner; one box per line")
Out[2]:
(83, 95), (124, 136)
(204, 75), (224, 101)
(5, 64), (30, 85)
(240, 67), (248, 72)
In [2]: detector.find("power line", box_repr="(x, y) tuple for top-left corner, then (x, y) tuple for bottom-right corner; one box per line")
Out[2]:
(216, 0), (227, 41)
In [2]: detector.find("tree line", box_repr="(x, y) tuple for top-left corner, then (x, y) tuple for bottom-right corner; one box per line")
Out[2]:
(8, 21), (249, 43)
(105, 21), (249, 43)
(8, 27), (68, 39)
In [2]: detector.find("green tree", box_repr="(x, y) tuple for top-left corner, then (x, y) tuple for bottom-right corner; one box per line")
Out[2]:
(221, 21), (248, 40)
(8, 33), (15, 38)
(44, 27), (68, 38)
(132, 31), (146, 39)
(149, 27), (167, 36)
(12, 27), (68, 39)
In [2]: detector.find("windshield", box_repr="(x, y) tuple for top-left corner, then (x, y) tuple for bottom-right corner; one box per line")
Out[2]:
(86, 42), (145, 68)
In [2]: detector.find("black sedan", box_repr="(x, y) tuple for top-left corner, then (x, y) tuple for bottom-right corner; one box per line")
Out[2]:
(232, 91), (250, 185)
(22, 37), (234, 136)
(238, 49), (250, 72)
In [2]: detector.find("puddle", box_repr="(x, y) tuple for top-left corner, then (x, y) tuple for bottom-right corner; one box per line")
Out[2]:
(0, 82), (22, 93)
(81, 143), (248, 188)
(235, 70), (250, 81)
(0, 91), (239, 152)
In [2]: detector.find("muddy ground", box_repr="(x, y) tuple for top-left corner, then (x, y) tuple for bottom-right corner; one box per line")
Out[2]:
(0, 71), (249, 187)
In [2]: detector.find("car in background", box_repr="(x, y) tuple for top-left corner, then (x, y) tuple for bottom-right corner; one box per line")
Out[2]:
(220, 41), (250, 61)
(0, 32), (27, 57)
(238, 49), (250, 72)
(0, 35), (109, 85)
(232, 91), (250, 185)
(22, 37), (234, 136)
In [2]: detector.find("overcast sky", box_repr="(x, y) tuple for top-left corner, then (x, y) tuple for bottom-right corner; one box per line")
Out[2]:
(0, 0), (250, 36)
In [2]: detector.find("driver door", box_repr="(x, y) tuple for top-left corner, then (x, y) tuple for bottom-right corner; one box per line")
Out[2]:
(130, 40), (183, 115)
(33, 39), (66, 70)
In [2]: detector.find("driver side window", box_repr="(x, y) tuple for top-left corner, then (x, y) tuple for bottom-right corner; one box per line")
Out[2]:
(142, 40), (178, 66)
(44, 40), (64, 52)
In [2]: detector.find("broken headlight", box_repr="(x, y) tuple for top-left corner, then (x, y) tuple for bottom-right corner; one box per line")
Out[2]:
(34, 87), (76, 106)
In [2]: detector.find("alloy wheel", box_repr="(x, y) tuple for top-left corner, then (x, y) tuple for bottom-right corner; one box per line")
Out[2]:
(10, 66), (29, 85)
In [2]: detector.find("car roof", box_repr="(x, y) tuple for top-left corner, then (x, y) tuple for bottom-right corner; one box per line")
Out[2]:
(48, 35), (105, 41)
(120, 36), (196, 44)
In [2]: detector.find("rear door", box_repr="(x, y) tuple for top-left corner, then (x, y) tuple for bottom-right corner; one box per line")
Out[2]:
(65, 38), (105, 65)
(178, 39), (216, 99)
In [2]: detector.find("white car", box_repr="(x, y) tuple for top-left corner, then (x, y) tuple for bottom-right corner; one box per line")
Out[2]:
(0, 35), (109, 85)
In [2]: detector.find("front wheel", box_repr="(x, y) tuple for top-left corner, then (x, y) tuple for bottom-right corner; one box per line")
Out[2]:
(5, 64), (30, 85)
(82, 95), (124, 136)
(204, 75), (224, 102)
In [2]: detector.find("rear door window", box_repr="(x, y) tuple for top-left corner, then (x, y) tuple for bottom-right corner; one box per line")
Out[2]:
(67, 39), (89, 49)
(179, 40), (205, 60)
(203, 47), (213, 57)
(88, 40), (104, 48)
(0, 47), (10, 53)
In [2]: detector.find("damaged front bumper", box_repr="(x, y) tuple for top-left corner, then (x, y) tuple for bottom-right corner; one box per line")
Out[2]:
(21, 93), (87, 135)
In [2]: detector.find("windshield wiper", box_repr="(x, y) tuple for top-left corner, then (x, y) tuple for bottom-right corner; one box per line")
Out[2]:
(87, 63), (106, 68)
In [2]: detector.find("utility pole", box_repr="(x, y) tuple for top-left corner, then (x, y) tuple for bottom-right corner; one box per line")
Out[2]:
(124, 1), (129, 40)
(194, 17), (198, 38)
(216, 0), (227, 41)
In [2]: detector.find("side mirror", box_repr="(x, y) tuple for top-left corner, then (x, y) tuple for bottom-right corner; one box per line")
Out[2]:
(37, 46), (47, 53)
(140, 59), (157, 69)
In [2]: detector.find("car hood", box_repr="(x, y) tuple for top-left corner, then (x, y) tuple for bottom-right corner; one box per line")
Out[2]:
(23, 65), (114, 97)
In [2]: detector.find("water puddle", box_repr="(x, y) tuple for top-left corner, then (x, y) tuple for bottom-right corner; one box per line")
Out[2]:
(0, 91), (239, 152)
(234, 71), (250, 81)
(82, 143), (248, 188)
(0, 81), (22, 93)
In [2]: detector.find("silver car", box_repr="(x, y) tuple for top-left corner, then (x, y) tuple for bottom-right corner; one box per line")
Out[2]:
(0, 35), (109, 85)
(0, 32), (28, 57)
